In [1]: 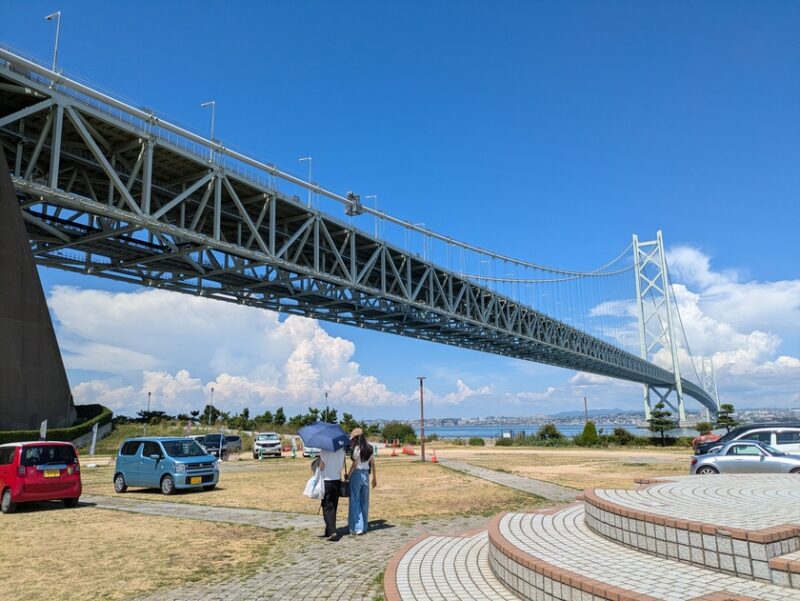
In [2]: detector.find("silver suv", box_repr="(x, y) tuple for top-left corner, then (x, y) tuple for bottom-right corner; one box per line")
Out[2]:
(701, 423), (800, 455)
(252, 432), (282, 458)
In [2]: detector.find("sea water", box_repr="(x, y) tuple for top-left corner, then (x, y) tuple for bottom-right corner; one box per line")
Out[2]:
(415, 424), (698, 439)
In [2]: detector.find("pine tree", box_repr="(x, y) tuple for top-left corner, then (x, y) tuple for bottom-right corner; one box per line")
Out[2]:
(647, 401), (677, 445)
(274, 407), (286, 426)
(715, 404), (739, 433)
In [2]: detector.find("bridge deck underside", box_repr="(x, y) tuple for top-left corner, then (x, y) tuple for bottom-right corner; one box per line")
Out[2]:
(0, 56), (716, 412)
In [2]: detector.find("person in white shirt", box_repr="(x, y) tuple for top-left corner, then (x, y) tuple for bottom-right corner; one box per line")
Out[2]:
(347, 428), (377, 535)
(319, 446), (345, 540)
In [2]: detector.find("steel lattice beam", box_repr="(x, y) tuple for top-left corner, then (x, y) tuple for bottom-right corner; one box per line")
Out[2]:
(0, 50), (717, 413)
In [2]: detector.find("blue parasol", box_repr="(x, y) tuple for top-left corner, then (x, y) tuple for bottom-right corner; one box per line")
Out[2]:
(297, 422), (350, 452)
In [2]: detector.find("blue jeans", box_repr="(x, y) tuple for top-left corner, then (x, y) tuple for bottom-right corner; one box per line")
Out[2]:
(348, 469), (370, 534)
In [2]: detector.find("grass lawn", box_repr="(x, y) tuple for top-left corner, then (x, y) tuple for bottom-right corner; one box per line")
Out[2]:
(81, 453), (546, 520)
(440, 446), (692, 490)
(0, 505), (293, 601)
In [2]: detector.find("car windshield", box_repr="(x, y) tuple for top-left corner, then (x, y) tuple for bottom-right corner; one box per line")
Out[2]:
(204, 435), (224, 444)
(762, 444), (785, 456)
(258, 434), (279, 441)
(21, 445), (76, 466)
(162, 440), (207, 458)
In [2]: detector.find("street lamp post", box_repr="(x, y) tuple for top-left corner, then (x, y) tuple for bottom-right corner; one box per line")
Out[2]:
(45, 11), (61, 73)
(299, 157), (312, 207)
(208, 387), (215, 426)
(143, 391), (151, 437)
(324, 390), (329, 422)
(200, 100), (216, 161)
(417, 376), (426, 462)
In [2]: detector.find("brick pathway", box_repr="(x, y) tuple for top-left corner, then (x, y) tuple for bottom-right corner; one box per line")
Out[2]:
(82, 494), (322, 530)
(80, 493), (489, 600)
(437, 458), (577, 502)
(135, 515), (489, 601)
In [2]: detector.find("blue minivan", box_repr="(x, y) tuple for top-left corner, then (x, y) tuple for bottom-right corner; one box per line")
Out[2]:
(114, 437), (219, 495)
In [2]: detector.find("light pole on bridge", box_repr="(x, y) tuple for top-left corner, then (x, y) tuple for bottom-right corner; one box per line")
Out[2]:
(299, 157), (312, 207)
(44, 11), (61, 73)
(200, 100), (216, 161)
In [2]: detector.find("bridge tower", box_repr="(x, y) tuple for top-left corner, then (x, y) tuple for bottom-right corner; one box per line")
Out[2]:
(700, 357), (720, 422)
(632, 231), (687, 424)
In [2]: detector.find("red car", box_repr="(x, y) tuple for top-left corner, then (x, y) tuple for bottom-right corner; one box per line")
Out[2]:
(0, 441), (82, 514)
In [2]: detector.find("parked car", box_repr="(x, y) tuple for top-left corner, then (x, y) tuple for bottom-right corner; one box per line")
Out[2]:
(225, 435), (242, 453)
(691, 440), (800, 475)
(114, 437), (219, 495)
(253, 432), (282, 458)
(200, 434), (228, 460)
(0, 441), (82, 514)
(302, 445), (321, 458)
(190, 434), (206, 448)
(694, 423), (800, 455)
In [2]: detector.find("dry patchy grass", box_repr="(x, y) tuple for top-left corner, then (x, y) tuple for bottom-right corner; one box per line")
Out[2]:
(0, 506), (288, 601)
(81, 454), (544, 519)
(449, 447), (691, 490)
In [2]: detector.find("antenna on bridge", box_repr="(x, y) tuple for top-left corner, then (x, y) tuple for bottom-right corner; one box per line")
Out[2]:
(632, 230), (686, 424)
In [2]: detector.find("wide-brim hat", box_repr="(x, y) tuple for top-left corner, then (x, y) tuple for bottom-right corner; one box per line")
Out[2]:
(349, 427), (364, 439)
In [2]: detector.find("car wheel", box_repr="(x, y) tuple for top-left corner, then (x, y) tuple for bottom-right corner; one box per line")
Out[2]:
(791, 468), (800, 474)
(161, 474), (176, 495)
(203, 484), (216, 491)
(114, 473), (128, 493)
(62, 497), (79, 508)
(696, 466), (719, 475)
(1, 489), (15, 514)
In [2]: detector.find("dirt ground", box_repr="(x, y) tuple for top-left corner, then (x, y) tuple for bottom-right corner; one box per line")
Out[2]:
(80, 453), (545, 520)
(3, 445), (693, 599)
(435, 445), (692, 490)
(0, 505), (289, 601)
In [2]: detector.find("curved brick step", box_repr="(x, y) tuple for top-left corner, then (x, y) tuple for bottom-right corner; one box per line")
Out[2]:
(488, 505), (794, 601)
(385, 530), (521, 601)
(582, 475), (800, 587)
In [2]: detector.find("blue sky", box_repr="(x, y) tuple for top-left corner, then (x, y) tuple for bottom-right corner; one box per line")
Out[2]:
(2, 2), (799, 419)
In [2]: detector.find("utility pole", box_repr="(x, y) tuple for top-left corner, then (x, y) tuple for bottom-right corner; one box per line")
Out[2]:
(324, 390), (329, 422)
(143, 391), (151, 437)
(583, 396), (588, 423)
(208, 387), (215, 426)
(417, 376), (426, 462)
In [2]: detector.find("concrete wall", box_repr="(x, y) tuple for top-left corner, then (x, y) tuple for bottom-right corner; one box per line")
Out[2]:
(0, 145), (76, 429)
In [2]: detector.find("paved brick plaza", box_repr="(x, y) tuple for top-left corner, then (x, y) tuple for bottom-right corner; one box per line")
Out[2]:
(387, 475), (800, 601)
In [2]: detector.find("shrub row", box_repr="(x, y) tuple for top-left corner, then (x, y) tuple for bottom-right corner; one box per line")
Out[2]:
(0, 404), (112, 445)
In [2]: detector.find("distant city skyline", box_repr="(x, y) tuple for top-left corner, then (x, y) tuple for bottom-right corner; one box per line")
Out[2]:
(2, 2), (798, 419)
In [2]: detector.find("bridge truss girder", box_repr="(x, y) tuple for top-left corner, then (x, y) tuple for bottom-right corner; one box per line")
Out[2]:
(0, 52), (717, 411)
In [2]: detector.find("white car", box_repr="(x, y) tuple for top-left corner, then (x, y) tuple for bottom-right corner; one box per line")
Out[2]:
(253, 432), (282, 458)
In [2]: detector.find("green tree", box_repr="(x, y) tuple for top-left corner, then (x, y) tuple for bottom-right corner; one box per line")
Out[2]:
(694, 422), (713, 435)
(382, 421), (416, 444)
(536, 423), (564, 441)
(647, 401), (677, 445)
(190, 410), (200, 422)
(340, 412), (366, 433)
(320, 407), (338, 423)
(274, 407), (286, 426)
(715, 404), (739, 433)
(201, 404), (221, 425)
(262, 410), (274, 424)
(575, 421), (599, 446)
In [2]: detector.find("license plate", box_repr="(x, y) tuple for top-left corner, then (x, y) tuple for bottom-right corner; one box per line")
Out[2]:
(44, 469), (61, 478)
(189, 476), (202, 484)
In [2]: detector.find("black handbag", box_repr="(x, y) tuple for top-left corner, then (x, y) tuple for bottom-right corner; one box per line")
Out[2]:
(339, 454), (350, 497)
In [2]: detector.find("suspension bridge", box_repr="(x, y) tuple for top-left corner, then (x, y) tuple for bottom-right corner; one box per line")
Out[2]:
(0, 46), (720, 422)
